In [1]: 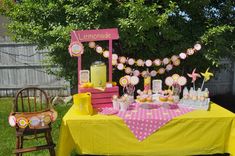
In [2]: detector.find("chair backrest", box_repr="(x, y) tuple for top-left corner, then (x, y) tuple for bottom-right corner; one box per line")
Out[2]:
(14, 87), (50, 113)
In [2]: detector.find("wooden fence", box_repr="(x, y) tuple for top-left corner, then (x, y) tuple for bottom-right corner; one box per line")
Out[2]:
(0, 41), (70, 97)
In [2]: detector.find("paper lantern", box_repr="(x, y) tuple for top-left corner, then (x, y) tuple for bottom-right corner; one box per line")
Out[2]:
(103, 50), (109, 58)
(133, 70), (140, 76)
(150, 70), (157, 77)
(179, 53), (187, 59)
(154, 59), (161, 66)
(171, 55), (178, 62)
(163, 58), (170, 65)
(119, 56), (127, 63)
(96, 46), (103, 53)
(112, 60), (117, 65)
(166, 64), (173, 71)
(194, 43), (201, 51)
(125, 67), (132, 74)
(145, 60), (152, 67)
(117, 63), (124, 70)
(141, 71), (148, 77)
(173, 59), (180, 66)
(158, 68), (165, 74)
(88, 41), (96, 48)
(187, 48), (194, 55)
(137, 59), (144, 66)
(112, 54), (118, 60)
(128, 58), (135, 65)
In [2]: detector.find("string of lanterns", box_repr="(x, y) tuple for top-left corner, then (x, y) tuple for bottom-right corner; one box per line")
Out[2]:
(88, 41), (202, 77)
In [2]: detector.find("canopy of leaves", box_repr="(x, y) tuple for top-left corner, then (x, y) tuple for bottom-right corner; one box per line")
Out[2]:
(1, 0), (234, 88)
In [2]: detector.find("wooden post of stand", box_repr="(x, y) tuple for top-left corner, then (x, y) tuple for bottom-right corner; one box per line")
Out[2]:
(78, 56), (81, 92)
(109, 40), (112, 83)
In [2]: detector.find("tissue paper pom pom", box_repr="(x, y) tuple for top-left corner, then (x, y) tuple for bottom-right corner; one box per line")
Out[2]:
(178, 76), (187, 86)
(119, 77), (129, 87)
(130, 76), (139, 85)
(145, 60), (152, 67)
(165, 76), (174, 86)
(172, 74), (180, 81)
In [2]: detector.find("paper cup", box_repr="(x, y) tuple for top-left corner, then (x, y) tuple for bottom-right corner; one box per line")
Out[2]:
(112, 100), (120, 110)
(120, 102), (129, 112)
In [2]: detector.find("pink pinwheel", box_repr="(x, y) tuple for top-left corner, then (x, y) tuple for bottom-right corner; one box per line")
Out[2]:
(187, 68), (201, 90)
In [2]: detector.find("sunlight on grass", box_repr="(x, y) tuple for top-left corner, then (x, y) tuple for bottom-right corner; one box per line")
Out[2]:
(0, 98), (71, 156)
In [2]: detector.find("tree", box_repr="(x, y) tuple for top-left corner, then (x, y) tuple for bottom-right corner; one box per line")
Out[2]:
(0, 0), (234, 89)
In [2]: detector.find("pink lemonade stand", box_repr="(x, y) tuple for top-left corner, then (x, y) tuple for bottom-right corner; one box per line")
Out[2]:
(69, 28), (119, 108)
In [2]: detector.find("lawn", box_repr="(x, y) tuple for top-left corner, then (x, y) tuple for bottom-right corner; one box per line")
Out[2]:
(0, 98), (71, 156)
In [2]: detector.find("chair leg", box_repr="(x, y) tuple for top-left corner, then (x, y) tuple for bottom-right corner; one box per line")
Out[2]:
(16, 136), (23, 156)
(45, 131), (55, 156)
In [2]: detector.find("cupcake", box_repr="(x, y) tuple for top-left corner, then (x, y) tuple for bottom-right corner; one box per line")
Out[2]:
(159, 95), (168, 102)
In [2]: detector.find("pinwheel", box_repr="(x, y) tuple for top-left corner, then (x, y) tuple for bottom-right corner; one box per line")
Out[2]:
(187, 68), (201, 90)
(200, 68), (214, 90)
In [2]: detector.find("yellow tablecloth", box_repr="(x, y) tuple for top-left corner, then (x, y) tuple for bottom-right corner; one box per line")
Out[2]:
(57, 103), (235, 156)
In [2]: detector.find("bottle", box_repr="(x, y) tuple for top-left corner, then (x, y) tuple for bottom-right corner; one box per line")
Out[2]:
(183, 87), (189, 99)
(204, 88), (209, 98)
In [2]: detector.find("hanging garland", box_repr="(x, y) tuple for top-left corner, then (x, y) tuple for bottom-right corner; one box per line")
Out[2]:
(88, 41), (202, 77)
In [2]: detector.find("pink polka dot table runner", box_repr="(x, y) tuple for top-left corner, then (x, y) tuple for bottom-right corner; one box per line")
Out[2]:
(99, 103), (194, 141)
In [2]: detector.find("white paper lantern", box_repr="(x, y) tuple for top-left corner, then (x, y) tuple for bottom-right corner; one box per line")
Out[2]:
(194, 43), (201, 51)
(117, 63), (124, 70)
(145, 60), (153, 67)
(128, 58), (135, 65)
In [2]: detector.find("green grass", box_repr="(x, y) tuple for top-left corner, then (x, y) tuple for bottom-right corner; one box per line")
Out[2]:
(0, 98), (71, 156)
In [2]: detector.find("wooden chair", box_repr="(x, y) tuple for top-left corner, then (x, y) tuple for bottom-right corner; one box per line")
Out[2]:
(11, 87), (56, 156)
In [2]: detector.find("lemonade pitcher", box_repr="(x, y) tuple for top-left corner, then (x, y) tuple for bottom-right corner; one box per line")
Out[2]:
(73, 93), (93, 115)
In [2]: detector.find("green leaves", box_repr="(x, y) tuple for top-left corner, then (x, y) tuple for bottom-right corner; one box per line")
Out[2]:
(0, 0), (234, 88)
